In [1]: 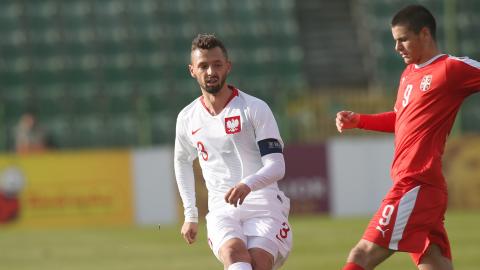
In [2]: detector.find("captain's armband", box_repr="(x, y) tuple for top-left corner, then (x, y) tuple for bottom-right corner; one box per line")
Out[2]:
(257, 138), (283, 156)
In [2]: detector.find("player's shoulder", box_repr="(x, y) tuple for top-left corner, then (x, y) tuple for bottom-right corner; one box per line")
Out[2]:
(446, 55), (480, 69)
(236, 88), (271, 110)
(177, 97), (200, 122)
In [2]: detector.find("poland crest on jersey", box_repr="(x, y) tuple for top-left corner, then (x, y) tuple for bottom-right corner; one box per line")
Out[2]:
(420, 75), (432, 91)
(225, 115), (241, 134)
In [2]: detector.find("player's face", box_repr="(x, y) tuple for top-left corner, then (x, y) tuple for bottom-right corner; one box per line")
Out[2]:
(392, 24), (426, 65)
(189, 47), (231, 95)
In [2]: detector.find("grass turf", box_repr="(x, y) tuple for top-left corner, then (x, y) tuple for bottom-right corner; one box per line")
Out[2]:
(0, 210), (478, 270)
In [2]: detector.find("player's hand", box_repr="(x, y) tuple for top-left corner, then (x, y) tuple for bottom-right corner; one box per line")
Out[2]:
(180, 222), (198, 244)
(336, 111), (360, 133)
(224, 183), (251, 207)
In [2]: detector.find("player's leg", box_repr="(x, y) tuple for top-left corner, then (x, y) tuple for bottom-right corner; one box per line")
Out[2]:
(342, 180), (414, 269)
(218, 238), (252, 269)
(410, 219), (453, 270)
(417, 244), (453, 270)
(241, 191), (292, 269)
(247, 236), (276, 270)
(249, 248), (274, 270)
(206, 211), (253, 269)
(343, 239), (394, 269)
(241, 214), (291, 269)
(243, 217), (291, 269)
(344, 178), (448, 270)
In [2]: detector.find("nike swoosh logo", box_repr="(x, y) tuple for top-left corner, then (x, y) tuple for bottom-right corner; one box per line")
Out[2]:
(191, 128), (202, 135)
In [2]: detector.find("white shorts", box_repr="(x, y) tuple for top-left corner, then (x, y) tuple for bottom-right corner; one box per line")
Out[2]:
(205, 191), (292, 269)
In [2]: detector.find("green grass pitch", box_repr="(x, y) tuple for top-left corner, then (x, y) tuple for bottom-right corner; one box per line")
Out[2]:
(1, 210), (478, 270)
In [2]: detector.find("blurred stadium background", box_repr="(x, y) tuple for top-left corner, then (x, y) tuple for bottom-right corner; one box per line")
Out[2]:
(0, 0), (479, 269)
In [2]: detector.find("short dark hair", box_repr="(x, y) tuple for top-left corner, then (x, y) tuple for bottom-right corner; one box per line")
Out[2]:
(391, 5), (437, 40)
(191, 33), (228, 58)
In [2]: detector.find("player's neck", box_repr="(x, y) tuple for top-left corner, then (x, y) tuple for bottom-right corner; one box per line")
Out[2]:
(417, 44), (441, 65)
(202, 86), (232, 116)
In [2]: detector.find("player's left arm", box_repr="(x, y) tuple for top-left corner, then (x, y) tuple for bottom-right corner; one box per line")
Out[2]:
(225, 152), (284, 207)
(225, 100), (285, 207)
(240, 141), (284, 190)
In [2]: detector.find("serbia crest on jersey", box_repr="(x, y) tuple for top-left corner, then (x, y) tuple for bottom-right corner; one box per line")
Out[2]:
(225, 116), (241, 134)
(419, 74), (432, 92)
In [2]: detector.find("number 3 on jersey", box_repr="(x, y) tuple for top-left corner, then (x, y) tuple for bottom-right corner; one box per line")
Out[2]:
(402, 84), (413, 107)
(197, 141), (208, 161)
(276, 222), (291, 242)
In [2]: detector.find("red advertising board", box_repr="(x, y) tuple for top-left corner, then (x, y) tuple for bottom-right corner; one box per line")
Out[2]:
(279, 144), (329, 214)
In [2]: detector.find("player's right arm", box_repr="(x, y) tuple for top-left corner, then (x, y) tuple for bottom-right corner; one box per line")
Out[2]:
(336, 111), (360, 132)
(174, 110), (199, 243)
(181, 222), (198, 244)
(336, 111), (396, 133)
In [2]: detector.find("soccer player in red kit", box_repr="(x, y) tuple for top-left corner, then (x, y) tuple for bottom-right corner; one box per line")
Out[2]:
(336, 5), (480, 270)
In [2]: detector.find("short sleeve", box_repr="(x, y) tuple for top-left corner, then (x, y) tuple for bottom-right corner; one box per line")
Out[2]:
(448, 57), (480, 96)
(249, 99), (283, 146)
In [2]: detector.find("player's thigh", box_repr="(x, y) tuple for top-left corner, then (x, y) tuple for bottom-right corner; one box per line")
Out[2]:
(410, 221), (452, 266)
(249, 247), (274, 270)
(206, 211), (246, 261)
(218, 238), (251, 265)
(348, 239), (394, 268)
(417, 244), (453, 270)
(247, 236), (276, 270)
(243, 217), (292, 268)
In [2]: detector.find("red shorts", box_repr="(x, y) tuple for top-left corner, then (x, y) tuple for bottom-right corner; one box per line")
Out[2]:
(362, 178), (451, 265)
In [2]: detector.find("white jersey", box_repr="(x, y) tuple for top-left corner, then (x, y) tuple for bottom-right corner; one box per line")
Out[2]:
(174, 86), (284, 222)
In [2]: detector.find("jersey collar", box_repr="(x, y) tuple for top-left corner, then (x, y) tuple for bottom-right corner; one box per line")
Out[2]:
(414, 54), (447, 69)
(200, 85), (239, 116)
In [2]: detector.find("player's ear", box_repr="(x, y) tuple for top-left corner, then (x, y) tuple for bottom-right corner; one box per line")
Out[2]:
(420, 26), (431, 40)
(226, 60), (232, 75)
(188, 64), (195, 78)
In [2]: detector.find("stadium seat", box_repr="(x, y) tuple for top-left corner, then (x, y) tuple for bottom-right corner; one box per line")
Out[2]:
(64, 83), (101, 115)
(102, 82), (135, 114)
(105, 114), (138, 146)
(42, 115), (71, 148)
(2, 86), (31, 122)
(151, 111), (176, 144)
(35, 85), (67, 118)
(70, 114), (107, 147)
(0, 0), (314, 148)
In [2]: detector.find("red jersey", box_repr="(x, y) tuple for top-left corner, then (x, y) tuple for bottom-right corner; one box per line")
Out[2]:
(360, 54), (480, 187)
(0, 192), (19, 223)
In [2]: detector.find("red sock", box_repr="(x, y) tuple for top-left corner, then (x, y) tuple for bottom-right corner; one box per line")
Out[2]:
(342, 262), (365, 270)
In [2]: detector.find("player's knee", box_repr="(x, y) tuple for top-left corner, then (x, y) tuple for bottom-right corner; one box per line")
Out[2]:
(347, 245), (369, 266)
(418, 245), (453, 270)
(347, 240), (392, 269)
(423, 244), (443, 257)
(249, 248), (274, 270)
(220, 242), (251, 266)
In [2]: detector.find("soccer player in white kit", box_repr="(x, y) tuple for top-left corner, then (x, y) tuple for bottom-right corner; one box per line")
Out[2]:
(174, 34), (292, 270)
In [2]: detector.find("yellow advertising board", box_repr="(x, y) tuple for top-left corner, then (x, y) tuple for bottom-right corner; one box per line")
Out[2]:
(0, 150), (134, 227)
(444, 136), (480, 209)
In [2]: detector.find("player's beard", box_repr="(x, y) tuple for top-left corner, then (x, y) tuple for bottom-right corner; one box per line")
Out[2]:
(203, 76), (227, 95)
